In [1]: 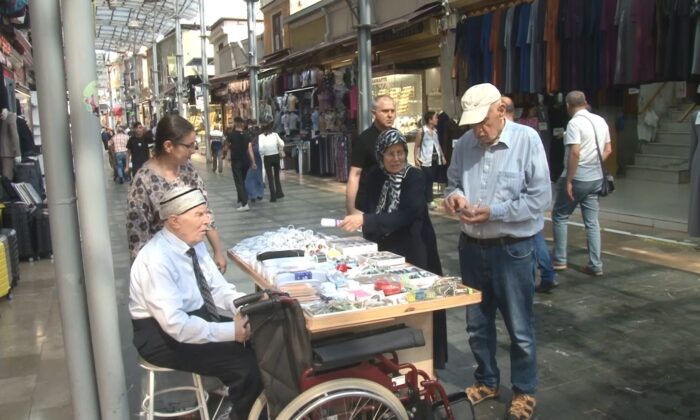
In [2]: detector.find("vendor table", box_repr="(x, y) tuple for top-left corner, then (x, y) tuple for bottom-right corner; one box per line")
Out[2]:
(228, 250), (481, 377)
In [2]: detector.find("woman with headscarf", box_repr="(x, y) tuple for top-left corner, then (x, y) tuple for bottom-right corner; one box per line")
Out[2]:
(126, 115), (227, 272)
(339, 128), (447, 367)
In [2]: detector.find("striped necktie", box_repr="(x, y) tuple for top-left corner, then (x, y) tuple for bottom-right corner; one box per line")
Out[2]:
(187, 248), (220, 321)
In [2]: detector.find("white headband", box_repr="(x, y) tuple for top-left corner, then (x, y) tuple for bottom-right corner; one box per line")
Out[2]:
(159, 187), (207, 218)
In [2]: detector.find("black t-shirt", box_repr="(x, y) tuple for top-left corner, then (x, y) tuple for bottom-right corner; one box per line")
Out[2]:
(126, 136), (151, 173)
(226, 130), (251, 164)
(350, 124), (382, 169)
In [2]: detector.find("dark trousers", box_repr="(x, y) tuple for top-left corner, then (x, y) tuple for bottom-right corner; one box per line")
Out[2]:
(132, 313), (262, 420)
(263, 155), (283, 201)
(231, 162), (250, 205)
(420, 165), (435, 203)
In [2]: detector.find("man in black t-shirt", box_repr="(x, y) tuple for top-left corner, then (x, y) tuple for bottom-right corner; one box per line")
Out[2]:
(126, 122), (151, 176)
(346, 95), (396, 214)
(223, 117), (254, 211)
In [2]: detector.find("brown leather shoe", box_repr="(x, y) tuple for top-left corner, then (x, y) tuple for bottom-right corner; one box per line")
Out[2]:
(465, 382), (499, 405)
(507, 393), (536, 420)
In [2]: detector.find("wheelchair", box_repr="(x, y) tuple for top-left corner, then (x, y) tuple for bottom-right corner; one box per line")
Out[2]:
(235, 290), (468, 420)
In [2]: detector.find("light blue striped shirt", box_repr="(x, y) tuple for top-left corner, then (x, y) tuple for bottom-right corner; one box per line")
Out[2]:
(445, 119), (551, 239)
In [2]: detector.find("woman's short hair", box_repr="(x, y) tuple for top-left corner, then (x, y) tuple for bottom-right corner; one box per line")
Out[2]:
(423, 111), (436, 125)
(154, 115), (194, 156)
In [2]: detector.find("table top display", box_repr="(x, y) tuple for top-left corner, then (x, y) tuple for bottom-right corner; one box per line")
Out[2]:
(228, 226), (481, 332)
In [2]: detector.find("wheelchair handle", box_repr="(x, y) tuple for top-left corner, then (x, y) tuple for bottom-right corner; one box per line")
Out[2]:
(234, 291), (265, 307)
(239, 298), (278, 316)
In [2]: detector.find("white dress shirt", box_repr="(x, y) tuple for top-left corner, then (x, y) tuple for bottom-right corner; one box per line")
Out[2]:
(129, 228), (245, 344)
(445, 119), (552, 239)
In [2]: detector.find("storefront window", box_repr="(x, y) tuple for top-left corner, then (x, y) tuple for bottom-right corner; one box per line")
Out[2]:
(371, 74), (422, 135)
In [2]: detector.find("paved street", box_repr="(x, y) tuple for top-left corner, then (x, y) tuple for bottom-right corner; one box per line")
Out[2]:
(2, 154), (699, 419)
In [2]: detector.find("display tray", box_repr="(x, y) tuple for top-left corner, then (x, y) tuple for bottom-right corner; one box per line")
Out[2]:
(228, 250), (482, 333)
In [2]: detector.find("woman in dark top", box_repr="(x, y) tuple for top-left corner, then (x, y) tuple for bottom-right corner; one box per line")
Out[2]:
(339, 128), (447, 368)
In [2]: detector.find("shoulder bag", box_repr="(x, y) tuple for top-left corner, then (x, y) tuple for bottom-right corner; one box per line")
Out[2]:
(579, 115), (615, 197)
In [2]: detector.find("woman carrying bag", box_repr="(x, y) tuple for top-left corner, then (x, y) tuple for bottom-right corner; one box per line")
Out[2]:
(258, 123), (285, 202)
(413, 111), (446, 210)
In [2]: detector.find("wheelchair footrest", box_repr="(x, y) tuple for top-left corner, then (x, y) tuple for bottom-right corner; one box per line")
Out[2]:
(312, 325), (425, 371)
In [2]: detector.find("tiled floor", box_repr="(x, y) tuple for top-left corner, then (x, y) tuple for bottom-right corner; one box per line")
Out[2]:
(1, 154), (699, 419)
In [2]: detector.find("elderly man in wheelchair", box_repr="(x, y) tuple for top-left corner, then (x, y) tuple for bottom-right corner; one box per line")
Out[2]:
(129, 186), (262, 420)
(130, 187), (465, 420)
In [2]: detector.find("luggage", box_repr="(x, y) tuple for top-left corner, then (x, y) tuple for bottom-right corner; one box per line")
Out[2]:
(0, 228), (19, 287)
(2, 202), (35, 260)
(0, 235), (11, 300)
(14, 158), (44, 199)
(31, 208), (52, 258)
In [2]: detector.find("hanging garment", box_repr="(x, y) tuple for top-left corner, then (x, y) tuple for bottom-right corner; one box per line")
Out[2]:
(516, 3), (531, 93)
(481, 13), (494, 84)
(544, 0), (561, 92)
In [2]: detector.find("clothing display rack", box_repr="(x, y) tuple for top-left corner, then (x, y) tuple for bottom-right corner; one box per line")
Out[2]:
(309, 132), (349, 181)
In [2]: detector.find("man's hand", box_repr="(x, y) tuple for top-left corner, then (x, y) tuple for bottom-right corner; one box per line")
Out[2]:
(213, 250), (227, 274)
(441, 156), (447, 165)
(251, 163), (257, 170)
(459, 205), (491, 225)
(234, 313), (251, 343)
(444, 194), (468, 215)
(415, 157), (422, 167)
(339, 214), (363, 232)
(566, 180), (575, 201)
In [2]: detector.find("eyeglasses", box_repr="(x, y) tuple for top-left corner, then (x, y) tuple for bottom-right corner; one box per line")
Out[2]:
(176, 142), (197, 150)
(383, 150), (406, 159)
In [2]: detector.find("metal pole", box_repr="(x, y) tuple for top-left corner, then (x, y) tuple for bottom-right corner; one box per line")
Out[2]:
(199, 0), (211, 162)
(175, 0), (185, 117)
(26, 2), (100, 419)
(132, 54), (140, 123)
(152, 38), (160, 121)
(108, 65), (116, 129)
(357, 0), (373, 133)
(246, 0), (259, 121)
(62, 0), (130, 418)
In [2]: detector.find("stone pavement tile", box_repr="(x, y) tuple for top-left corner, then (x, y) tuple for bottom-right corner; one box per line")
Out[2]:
(0, 354), (41, 380)
(29, 404), (73, 420)
(0, 375), (36, 404)
(31, 358), (71, 410)
(0, 400), (31, 420)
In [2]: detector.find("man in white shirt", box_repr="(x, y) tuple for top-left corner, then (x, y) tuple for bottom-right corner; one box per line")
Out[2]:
(551, 91), (612, 276)
(130, 186), (261, 420)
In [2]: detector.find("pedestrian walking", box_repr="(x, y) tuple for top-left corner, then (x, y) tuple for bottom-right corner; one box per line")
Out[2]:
(444, 83), (551, 420)
(245, 132), (265, 203)
(210, 124), (224, 174)
(223, 117), (255, 211)
(414, 110), (446, 210)
(108, 125), (129, 184)
(551, 91), (612, 276)
(126, 122), (151, 177)
(689, 109), (700, 240)
(258, 123), (285, 202)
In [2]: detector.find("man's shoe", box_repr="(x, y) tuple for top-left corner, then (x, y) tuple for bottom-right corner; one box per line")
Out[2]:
(276, 193), (285, 199)
(465, 382), (499, 405)
(507, 393), (536, 420)
(581, 265), (603, 276)
(236, 204), (250, 212)
(552, 263), (567, 271)
(535, 279), (559, 293)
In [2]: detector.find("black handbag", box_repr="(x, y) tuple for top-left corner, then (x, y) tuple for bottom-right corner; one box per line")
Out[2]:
(581, 115), (615, 197)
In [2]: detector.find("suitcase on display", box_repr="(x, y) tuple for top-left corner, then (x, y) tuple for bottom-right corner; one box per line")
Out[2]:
(0, 236), (11, 300)
(2, 202), (35, 260)
(14, 159), (44, 199)
(31, 208), (52, 259)
(0, 228), (19, 287)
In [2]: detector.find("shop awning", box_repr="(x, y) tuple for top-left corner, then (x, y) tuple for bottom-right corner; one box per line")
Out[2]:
(261, 2), (444, 69)
(186, 57), (215, 67)
(209, 68), (250, 85)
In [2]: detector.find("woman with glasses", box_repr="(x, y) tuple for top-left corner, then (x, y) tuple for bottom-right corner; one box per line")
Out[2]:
(126, 115), (227, 273)
(339, 128), (447, 367)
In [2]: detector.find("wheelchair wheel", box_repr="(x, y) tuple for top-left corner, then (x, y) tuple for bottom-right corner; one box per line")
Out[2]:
(248, 392), (269, 419)
(277, 378), (409, 419)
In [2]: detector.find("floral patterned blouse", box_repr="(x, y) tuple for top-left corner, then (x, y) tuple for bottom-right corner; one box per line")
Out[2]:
(126, 160), (214, 259)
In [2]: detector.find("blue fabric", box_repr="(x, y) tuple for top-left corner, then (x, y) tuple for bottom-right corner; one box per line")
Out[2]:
(481, 13), (493, 84)
(115, 151), (127, 180)
(534, 231), (555, 283)
(245, 143), (265, 199)
(516, 3), (531, 93)
(459, 234), (538, 394)
(551, 177), (603, 273)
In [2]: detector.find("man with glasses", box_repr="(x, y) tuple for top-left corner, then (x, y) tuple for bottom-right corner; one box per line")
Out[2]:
(444, 83), (551, 420)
